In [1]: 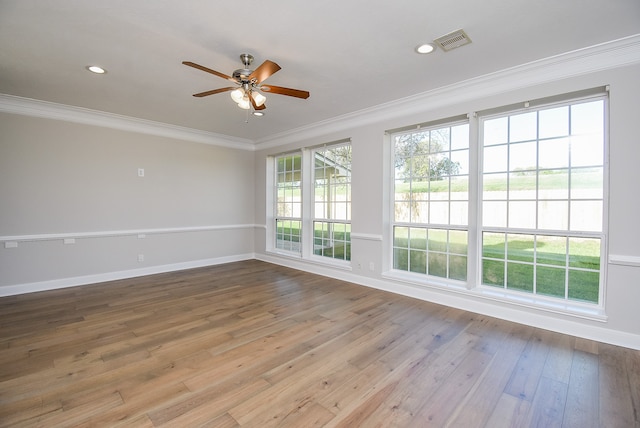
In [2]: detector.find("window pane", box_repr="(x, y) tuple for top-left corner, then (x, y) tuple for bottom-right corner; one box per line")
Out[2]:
(483, 259), (504, 286)
(451, 124), (470, 150)
(539, 106), (569, 139)
(483, 173), (508, 200)
(538, 201), (569, 230)
(413, 201), (429, 223)
(568, 238), (601, 270)
(451, 176), (469, 200)
(570, 201), (602, 232)
(395, 202), (410, 222)
(508, 201), (536, 229)
(571, 100), (604, 135)
(394, 248), (408, 270)
(449, 230), (468, 255)
(484, 117), (508, 146)
(568, 270), (599, 303)
(429, 201), (449, 224)
(507, 262), (534, 292)
(410, 250), (427, 274)
(536, 266), (566, 298)
(507, 234), (535, 263)
(483, 232), (505, 259)
(571, 168), (603, 199)
(539, 138), (569, 169)
(536, 235), (567, 266)
(484, 145), (508, 173)
(509, 141), (537, 172)
(538, 170), (568, 200)
(428, 228), (447, 252)
(450, 201), (468, 226)
(483, 201), (507, 227)
(409, 227), (427, 250)
(571, 135), (603, 167)
(509, 112), (537, 142)
(428, 252), (447, 277)
(449, 255), (467, 281)
(394, 226), (409, 247)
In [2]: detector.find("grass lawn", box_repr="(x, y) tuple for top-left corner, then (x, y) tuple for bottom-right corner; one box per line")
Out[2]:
(393, 228), (600, 304)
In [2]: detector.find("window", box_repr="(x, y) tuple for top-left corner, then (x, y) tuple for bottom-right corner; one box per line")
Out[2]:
(313, 144), (352, 261)
(388, 90), (607, 310)
(271, 142), (352, 264)
(480, 98), (606, 304)
(392, 121), (470, 281)
(275, 153), (302, 254)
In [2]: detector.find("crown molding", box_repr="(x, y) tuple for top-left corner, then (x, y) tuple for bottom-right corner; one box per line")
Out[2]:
(255, 34), (640, 149)
(0, 94), (255, 151)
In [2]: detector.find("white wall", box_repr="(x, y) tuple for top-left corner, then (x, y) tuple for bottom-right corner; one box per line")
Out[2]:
(0, 113), (256, 292)
(253, 39), (640, 349)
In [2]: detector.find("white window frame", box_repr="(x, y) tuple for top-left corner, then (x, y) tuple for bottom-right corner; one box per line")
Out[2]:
(268, 141), (352, 268)
(271, 151), (303, 256)
(311, 143), (352, 263)
(477, 94), (608, 309)
(389, 118), (471, 284)
(384, 89), (609, 319)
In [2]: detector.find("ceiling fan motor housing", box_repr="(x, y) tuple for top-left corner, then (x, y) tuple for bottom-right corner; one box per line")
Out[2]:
(233, 68), (254, 82)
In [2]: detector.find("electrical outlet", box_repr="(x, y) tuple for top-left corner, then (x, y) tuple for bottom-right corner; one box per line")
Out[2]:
(369, 262), (375, 271)
(137, 168), (145, 177)
(137, 254), (144, 262)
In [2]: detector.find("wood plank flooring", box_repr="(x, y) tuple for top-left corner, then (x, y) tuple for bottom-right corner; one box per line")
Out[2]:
(0, 260), (638, 427)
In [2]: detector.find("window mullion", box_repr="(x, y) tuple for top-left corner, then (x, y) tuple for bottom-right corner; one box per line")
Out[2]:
(468, 112), (480, 289)
(301, 148), (313, 259)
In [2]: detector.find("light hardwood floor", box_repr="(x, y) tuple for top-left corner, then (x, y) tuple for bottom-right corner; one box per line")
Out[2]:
(1, 260), (638, 427)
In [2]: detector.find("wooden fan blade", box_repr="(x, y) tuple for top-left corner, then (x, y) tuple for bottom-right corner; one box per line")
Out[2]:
(250, 95), (266, 111)
(249, 60), (281, 84)
(193, 87), (236, 97)
(182, 61), (236, 82)
(261, 85), (310, 99)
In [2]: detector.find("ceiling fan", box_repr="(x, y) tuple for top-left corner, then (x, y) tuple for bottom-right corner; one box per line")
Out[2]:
(182, 54), (310, 113)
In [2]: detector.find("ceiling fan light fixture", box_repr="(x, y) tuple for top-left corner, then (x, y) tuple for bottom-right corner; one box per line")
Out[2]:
(252, 91), (266, 107)
(237, 96), (251, 110)
(230, 88), (244, 103)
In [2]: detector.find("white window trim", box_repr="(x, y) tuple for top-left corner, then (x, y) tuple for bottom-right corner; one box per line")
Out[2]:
(384, 89), (609, 321)
(267, 142), (352, 269)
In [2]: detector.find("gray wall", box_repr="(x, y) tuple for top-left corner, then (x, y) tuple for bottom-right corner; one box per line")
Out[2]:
(0, 114), (255, 288)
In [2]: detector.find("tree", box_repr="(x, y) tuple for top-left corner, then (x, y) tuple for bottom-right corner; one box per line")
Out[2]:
(394, 129), (460, 182)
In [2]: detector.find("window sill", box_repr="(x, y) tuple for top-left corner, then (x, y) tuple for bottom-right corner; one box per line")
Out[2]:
(382, 270), (607, 323)
(265, 249), (353, 271)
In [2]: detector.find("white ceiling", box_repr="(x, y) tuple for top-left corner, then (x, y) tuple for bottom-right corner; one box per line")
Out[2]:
(1, 0), (639, 144)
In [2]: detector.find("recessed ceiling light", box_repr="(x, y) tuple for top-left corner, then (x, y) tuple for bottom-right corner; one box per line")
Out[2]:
(415, 43), (436, 54)
(253, 111), (264, 117)
(86, 65), (106, 74)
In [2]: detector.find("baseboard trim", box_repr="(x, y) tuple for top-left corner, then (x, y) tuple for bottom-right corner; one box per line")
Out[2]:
(0, 253), (255, 297)
(256, 253), (640, 351)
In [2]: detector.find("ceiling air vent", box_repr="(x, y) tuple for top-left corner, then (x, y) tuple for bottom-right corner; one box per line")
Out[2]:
(434, 29), (472, 52)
